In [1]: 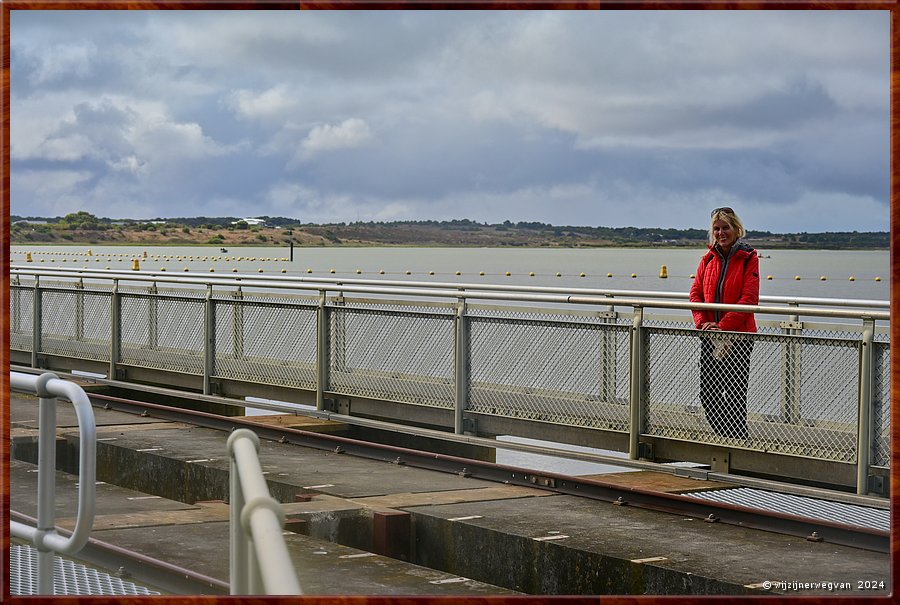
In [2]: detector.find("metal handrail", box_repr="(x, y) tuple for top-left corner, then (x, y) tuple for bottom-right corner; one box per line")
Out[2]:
(9, 266), (891, 321)
(13, 264), (890, 309)
(227, 428), (302, 595)
(10, 372), (97, 595)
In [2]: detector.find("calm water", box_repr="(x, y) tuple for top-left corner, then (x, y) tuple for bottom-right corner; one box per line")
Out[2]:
(10, 245), (890, 301)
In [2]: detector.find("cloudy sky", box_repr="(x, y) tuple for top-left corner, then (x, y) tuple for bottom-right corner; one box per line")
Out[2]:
(9, 10), (890, 232)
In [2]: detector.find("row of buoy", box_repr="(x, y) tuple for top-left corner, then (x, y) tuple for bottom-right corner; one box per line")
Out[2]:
(17, 254), (885, 282)
(22, 253), (287, 262)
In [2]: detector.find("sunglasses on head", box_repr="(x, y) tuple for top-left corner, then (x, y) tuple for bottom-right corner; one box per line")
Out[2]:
(711, 207), (734, 217)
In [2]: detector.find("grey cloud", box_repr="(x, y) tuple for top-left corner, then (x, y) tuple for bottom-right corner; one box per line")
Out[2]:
(8, 10), (889, 233)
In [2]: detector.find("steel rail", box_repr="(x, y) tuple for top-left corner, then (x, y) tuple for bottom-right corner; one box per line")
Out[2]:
(13, 365), (891, 510)
(13, 264), (890, 309)
(9, 510), (230, 595)
(10, 267), (890, 320)
(86, 391), (889, 554)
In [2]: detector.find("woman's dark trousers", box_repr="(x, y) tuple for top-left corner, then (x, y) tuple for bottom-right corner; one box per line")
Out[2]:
(699, 337), (753, 439)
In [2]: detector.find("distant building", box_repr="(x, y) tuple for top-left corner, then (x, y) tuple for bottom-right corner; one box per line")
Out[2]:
(233, 218), (267, 226)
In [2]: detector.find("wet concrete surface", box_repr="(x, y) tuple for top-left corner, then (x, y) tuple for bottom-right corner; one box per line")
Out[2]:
(9, 392), (891, 596)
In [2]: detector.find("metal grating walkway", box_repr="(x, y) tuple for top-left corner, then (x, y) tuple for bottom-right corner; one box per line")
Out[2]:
(9, 545), (162, 596)
(683, 488), (890, 532)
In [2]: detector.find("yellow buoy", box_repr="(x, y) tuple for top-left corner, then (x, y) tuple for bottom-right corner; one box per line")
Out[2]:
(258, 269), (263, 273)
(380, 270), (385, 275)
(631, 273), (637, 278)
(233, 268), (238, 272)
(820, 276), (827, 281)
(88, 250), (93, 256)
(848, 276), (855, 281)
(281, 269), (287, 273)
(479, 271), (485, 276)
(529, 272), (535, 277)
(659, 265), (668, 279)
(767, 275), (773, 280)
(505, 272), (511, 276)
(307, 269), (313, 273)
(160, 267), (166, 272)
(26, 252), (32, 262)
(556, 272), (562, 278)
(405, 270), (412, 275)
(794, 276), (801, 280)
(429, 271), (435, 276)
(357, 269), (363, 274)
(132, 259), (140, 271)
(607, 273), (613, 278)
(579, 272), (586, 278)
(184, 267), (189, 272)
(455, 271), (461, 276)
(875, 277), (882, 282)
(330, 269), (336, 274)
(689, 273), (695, 279)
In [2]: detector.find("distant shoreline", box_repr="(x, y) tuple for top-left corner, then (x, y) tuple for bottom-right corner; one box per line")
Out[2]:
(10, 215), (889, 250)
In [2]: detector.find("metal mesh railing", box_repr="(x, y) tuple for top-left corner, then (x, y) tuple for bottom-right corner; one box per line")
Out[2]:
(8, 271), (891, 488)
(872, 342), (891, 468)
(467, 315), (631, 431)
(40, 289), (112, 362)
(328, 305), (455, 408)
(213, 299), (318, 389)
(646, 328), (860, 461)
(120, 294), (205, 374)
(11, 286), (34, 352)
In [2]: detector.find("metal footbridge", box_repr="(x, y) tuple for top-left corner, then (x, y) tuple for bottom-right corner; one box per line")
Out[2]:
(9, 265), (891, 496)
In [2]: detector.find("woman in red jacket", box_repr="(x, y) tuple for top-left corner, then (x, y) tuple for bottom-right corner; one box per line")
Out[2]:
(689, 207), (759, 440)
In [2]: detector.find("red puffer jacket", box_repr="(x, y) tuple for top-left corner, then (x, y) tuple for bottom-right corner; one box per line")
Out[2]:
(689, 241), (759, 333)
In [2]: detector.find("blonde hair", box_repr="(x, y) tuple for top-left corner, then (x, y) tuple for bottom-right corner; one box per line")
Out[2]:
(709, 208), (746, 246)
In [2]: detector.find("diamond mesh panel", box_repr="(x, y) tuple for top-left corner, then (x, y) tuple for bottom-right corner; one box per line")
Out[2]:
(214, 299), (318, 389)
(120, 294), (204, 374)
(10, 544), (161, 595)
(646, 329), (859, 462)
(10, 286), (33, 352)
(872, 342), (891, 468)
(468, 316), (630, 430)
(329, 306), (454, 408)
(38, 289), (111, 362)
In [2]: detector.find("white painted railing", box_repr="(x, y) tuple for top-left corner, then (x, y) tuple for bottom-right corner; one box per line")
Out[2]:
(227, 428), (302, 595)
(10, 372), (97, 595)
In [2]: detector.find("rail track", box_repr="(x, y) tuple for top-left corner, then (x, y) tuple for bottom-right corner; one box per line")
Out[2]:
(78, 390), (889, 555)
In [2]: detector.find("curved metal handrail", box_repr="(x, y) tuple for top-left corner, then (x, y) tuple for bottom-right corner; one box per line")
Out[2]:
(10, 372), (96, 594)
(227, 428), (302, 595)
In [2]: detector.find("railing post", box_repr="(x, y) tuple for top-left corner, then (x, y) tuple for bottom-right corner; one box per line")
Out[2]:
(628, 306), (645, 459)
(232, 286), (244, 359)
(599, 296), (618, 405)
(32, 276), (41, 368)
(857, 318), (875, 495)
(454, 297), (468, 434)
(148, 282), (158, 350)
(36, 373), (58, 594)
(316, 290), (329, 412)
(109, 279), (120, 381)
(204, 284), (215, 395)
(229, 431), (250, 595)
(780, 303), (802, 424)
(75, 278), (85, 343)
(332, 293), (347, 374)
